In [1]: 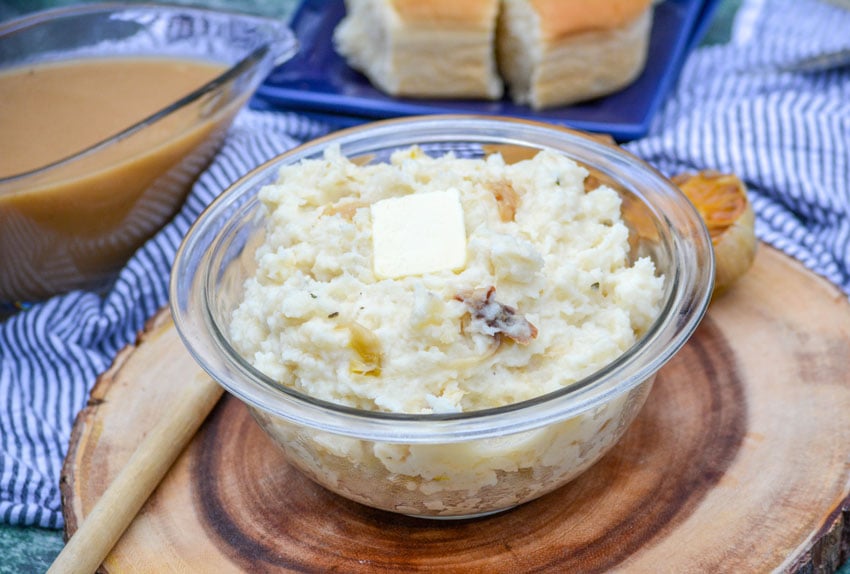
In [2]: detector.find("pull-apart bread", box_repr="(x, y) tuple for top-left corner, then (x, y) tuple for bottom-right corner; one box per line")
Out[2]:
(497, 0), (654, 109)
(333, 0), (654, 108)
(333, 0), (503, 100)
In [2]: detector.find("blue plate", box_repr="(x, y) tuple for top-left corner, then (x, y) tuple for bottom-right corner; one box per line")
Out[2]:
(257, 0), (721, 141)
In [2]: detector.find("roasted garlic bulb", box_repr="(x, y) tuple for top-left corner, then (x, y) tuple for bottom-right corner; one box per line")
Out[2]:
(672, 171), (757, 296)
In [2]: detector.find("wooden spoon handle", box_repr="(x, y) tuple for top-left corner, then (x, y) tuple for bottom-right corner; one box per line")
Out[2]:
(48, 372), (223, 574)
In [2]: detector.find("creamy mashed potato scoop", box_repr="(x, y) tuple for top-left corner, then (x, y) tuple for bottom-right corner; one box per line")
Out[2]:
(230, 145), (664, 415)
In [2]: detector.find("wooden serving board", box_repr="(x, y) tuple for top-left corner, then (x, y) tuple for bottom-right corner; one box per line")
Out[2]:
(61, 245), (850, 573)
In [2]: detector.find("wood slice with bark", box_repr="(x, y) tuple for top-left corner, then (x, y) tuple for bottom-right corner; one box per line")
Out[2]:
(61, 245), (850, 573)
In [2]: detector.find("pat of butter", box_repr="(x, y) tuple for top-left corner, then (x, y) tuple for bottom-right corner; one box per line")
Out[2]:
(371, 189), (467, 279)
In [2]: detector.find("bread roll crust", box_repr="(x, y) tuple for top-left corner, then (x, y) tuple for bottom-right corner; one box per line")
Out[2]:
(530, 0), (653, 40)
(391, 0), (499, 27)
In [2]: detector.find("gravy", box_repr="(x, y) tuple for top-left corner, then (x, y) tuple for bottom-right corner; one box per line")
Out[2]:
(0, 57), (238, 302)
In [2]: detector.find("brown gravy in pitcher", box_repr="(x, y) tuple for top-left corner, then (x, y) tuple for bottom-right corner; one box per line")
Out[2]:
(0, 57), (236, 302)
(0, 58), (226, 178)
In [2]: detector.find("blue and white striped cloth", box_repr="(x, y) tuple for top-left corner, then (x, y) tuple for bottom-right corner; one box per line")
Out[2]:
(2, 0), (849, 528)
(0, 112), (330, 527)
(626, 0), (850, 292)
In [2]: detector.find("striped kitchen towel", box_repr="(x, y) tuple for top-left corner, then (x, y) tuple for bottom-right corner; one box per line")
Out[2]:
(2, 0), (849, 529)
(625, 0), (850, 293)
(0, 110), (331, 528)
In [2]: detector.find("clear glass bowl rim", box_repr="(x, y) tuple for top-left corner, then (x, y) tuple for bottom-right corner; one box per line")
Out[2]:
(0, 1), (297, 187)
(170, 114), (715, 443)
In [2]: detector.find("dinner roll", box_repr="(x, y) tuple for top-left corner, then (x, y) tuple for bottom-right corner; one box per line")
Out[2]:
(334, 0), (503, 100)
(497, 0), (654, 109)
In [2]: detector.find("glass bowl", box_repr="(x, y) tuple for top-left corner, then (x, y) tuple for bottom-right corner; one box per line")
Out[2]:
(170, 115), (714, 519)
(0, 3), (297, 305)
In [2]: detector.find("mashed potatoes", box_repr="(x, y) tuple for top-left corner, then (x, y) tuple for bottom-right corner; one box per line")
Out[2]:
(231, 145), (663, 413)
(229, 145), (665, 516)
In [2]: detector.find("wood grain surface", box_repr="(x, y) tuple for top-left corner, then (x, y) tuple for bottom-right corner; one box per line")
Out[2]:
(61, 245), (850, 573)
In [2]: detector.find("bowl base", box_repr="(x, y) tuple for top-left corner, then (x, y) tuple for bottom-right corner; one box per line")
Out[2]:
(403, 505), (517, 521)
